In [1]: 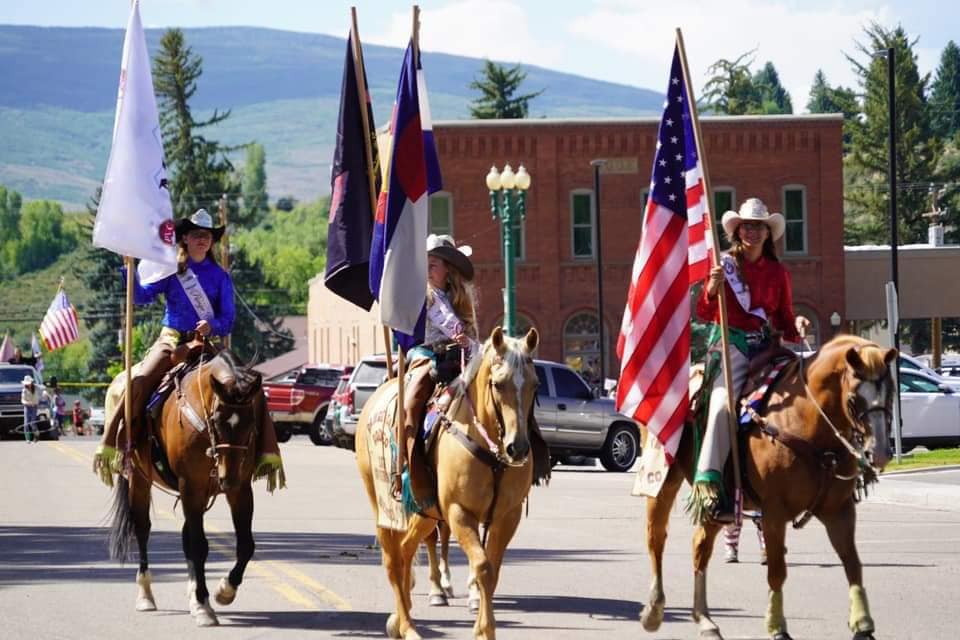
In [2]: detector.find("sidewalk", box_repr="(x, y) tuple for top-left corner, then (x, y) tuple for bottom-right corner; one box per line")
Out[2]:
(867, 465), (960, 512)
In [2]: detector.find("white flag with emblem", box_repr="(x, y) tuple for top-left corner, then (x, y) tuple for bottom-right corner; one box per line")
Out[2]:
(93, 0), (177, 284)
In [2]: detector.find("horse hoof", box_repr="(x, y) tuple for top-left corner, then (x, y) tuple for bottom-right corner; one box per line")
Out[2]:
(443, 585), (455, 599)
(135, 596), (157, 612)
(771, 633), (792, 640)
(194, 608), (219, 627)
(852, 633), (875, 640)
(468, 597), (480, 614)
(214, 577), (237, 606)
(386, 613), (402, 639)
(428, 593), (449, 607)
(640, 603), (664, 632)
(404, 630), (423, 640)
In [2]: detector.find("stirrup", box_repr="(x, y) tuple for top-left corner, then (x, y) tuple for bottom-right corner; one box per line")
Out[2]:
(254, 454), (287, 493)
(92, 445), (122, 488)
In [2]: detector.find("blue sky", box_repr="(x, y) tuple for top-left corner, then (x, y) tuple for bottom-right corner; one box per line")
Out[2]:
(3, 1), (956, 110)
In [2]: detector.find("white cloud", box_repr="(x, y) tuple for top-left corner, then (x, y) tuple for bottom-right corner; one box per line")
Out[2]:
(367, 1), (563, 68)
(569, 0), (894, 110)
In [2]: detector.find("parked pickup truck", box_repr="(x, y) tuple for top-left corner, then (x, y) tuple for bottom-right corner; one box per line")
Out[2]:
(262, 365), (350, 445)
(0, 364), (55, 440)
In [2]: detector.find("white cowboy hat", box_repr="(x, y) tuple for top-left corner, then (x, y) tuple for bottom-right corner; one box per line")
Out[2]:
(21, 375), (34, 385)
(721, 198), (785, 241)
(427, 234), (475, 281)
(174, 208), (226, 242)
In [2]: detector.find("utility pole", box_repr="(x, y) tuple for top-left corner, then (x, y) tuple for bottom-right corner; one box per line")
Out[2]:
(590, 159), (607, 389)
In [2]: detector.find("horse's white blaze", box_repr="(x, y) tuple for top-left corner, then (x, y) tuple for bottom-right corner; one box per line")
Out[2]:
(226, 412), (239, 428)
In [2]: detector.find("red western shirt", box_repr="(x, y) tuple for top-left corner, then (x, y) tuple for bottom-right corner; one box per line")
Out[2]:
(696, 255), (800, 343)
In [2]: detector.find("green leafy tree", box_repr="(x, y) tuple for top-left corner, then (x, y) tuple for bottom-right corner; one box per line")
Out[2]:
(469, 60), (544, 119)
(0, 185), (23, 279)
(241, 143), (269, 226)
(152, 29), (240, 218)
(753, 61), (793, 114)
(701, 50), (763, 115)
(844, 23), (938, 245)
(807, 69), (859, 149)
(929, 40), (960, 139)
(12, 200), (77, 273)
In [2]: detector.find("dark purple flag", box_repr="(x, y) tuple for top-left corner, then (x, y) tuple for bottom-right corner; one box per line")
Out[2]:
(324, 33), (381, 310)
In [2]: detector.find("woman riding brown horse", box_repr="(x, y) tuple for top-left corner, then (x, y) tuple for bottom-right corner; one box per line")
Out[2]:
(106, 348), (266, 627)
(640, 334), (895, 640)
(357, 326), (542, 640)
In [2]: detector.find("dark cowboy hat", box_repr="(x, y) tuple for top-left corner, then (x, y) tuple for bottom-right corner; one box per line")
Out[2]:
(174, 208), (226, 242)
(427, 234), (474, 281)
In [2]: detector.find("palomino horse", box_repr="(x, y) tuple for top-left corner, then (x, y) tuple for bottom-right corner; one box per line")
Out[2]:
(106, 349), (265, 627)
(356, 326), (540, 640)
(641, 335), (895, 640)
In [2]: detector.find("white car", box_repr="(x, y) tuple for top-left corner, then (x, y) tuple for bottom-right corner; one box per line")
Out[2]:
(898, 370), (960, 447)
(88, 406), (106, 435)
(899, 354), (960, 392)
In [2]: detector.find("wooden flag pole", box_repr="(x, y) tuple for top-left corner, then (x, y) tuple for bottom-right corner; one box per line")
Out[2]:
(219, 193), (231, 349)
(351, 6), (394, 378)
(123, 256), (135, 458)
(675, 29), (742, 506)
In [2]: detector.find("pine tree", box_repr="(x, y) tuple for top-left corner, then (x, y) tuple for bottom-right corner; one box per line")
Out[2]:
(241, 143), (268, 227)
(844, 23), (938, 245)
(929, 40), (960, 139)
(753, 61), (793, 114)
(701, 50), (762, 115)
(469, 60), (544, 119)
(152, 29), (239, 218)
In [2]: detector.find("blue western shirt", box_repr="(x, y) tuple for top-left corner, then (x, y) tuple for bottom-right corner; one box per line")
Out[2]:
(132, 258), (236, 336)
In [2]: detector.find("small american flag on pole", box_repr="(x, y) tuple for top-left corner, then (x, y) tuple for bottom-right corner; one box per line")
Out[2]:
(615, 43), (710, 464)
(39, 290), (80, 351)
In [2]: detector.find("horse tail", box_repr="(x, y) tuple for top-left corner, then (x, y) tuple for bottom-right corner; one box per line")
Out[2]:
(106, 475), (135, 562)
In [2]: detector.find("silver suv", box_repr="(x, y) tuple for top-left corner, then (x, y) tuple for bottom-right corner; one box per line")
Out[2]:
(533, 360), (640, 472)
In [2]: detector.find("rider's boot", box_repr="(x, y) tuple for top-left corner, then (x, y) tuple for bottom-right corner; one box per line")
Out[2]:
(254, 410), (286, 492)
(402, 365), (437, 513)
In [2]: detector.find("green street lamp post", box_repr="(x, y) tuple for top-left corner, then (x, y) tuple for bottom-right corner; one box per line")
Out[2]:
(486, 163), (532, 337)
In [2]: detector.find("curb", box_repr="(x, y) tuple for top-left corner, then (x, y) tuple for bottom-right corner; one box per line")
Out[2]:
(882, 463), (960, 476)
(868, 474), (960, 513)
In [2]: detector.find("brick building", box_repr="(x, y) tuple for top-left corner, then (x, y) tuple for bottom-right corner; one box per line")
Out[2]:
(308, 114), (845, 381)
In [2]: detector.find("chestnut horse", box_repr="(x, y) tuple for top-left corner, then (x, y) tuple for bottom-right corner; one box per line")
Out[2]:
(641, 335), (895, 640)
(106, 349), (265, 627)
(356, 326), (540, 640)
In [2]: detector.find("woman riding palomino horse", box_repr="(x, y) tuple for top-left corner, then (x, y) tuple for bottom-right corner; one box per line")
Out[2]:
(93, 208), (284, 490)
(106, 348), (267, 627)
(639, 198), (895, 640)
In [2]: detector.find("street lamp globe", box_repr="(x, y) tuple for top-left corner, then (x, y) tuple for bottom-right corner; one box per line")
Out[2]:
(500, 164), (516, 189)
(486, 165), (502, 191)
(515, 164), (531, 190)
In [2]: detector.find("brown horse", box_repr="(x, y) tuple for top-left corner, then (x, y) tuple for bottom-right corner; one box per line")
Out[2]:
(106, 349), (265, 627)
(641, 335), (895, 640)
(356, 326), (540, 640)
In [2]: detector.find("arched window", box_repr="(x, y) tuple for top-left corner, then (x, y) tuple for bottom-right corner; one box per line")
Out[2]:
(793, 304), (820, 350)
(563, 312), (604, 384)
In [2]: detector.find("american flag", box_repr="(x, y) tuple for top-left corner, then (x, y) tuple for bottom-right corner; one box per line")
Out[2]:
(39, 290), (80, 351)
(615, 44), (710, 464)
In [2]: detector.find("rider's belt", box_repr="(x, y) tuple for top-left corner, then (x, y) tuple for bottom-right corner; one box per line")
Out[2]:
(159, 327), (199, 346)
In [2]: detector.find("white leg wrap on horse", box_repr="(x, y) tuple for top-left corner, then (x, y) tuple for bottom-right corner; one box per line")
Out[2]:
(640, 577), (665, 631)
(693, 570), (709, 620)
(766, 589), (787, 636)
(849, 584), (875, 632)
(135, 570), (157, 611)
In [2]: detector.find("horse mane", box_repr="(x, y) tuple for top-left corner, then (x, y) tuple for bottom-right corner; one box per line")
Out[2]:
(206, 349), (262, 400)
(816, 334), (891, 380)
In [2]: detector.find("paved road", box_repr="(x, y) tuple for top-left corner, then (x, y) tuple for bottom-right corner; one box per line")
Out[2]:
(1, 436), (957, 639)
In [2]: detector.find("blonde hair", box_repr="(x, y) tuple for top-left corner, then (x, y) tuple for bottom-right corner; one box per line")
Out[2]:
(429, 259), (478, 340)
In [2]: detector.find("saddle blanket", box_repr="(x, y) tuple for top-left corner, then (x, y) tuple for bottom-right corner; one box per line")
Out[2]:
(364, 390), (408, 532)
(739, 358), (793, 428)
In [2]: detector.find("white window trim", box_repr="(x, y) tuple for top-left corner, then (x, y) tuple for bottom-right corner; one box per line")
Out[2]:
(429, 191), (454, 237)
(570, 189), (595, 260)
(782, 184), (807, 255)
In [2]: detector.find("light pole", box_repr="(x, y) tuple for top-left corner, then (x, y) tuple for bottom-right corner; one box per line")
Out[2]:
(590, 159), (607, 387)
(487, 163), (532, 337)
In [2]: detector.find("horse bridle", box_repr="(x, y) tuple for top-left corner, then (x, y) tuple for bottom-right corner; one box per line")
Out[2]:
(193, 350), (257, 478)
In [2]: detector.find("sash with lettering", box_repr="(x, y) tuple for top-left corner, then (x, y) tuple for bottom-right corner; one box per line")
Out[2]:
(720, 254), (767, 321)
(176, 269), (216, 322)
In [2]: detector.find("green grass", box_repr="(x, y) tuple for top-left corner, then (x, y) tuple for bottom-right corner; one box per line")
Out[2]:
(885, 447), (960, 472)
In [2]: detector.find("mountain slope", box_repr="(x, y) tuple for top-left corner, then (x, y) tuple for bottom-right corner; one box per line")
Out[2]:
(0, 25), (663, 207)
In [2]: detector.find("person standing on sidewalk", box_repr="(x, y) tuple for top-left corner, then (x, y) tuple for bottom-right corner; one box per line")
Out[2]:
(21, 375), (40, 443)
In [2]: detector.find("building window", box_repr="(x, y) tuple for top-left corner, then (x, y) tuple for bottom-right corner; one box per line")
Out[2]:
(571, 190), (594, 259)
(563, 312), (604, 384)
(713, 187), (735, 250)
(783, 186), (806, 254)
(429, 192), (453, 236)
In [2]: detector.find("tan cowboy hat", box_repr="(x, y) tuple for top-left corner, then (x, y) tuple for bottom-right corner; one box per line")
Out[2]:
(21, 375), (33, 385)
(174, 208), (226, 242)
(427, 234), (474, 281)
(721, 198), (785, 241)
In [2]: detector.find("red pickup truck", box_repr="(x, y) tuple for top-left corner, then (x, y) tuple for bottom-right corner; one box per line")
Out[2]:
(262, 365), (351, 445)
